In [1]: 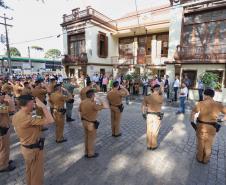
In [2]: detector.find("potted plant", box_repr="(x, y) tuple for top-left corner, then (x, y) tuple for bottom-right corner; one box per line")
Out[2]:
(201, 72), (221, 90)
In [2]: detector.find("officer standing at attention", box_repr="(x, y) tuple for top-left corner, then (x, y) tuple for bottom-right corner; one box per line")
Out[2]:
(0, 92), (16, 172)
(80, 81), (100, 101)
(49, 84), (72, 143)
(12, 95), (53, 185)
(107, 81), (129, 137)
(142, 84), (164, 150)
(63, 78), (78, 122)
(191, 89), (226, 164)
(79, 89), (104, 158)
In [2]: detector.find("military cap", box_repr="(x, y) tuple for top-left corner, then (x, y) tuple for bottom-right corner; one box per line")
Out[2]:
(153, 84), (161, 89)
(18, 95), (35, 101)
(204, 88), (215, 98)
(113, 81), (120, 87)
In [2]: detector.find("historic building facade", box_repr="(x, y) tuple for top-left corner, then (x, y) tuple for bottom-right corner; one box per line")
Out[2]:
(61, 5), (171, 78)
(61, 0), (226, 102)
(166, 0), (226, 102)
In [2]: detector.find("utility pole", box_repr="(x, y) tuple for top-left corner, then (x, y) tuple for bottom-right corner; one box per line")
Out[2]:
(0, 14), (13, 75)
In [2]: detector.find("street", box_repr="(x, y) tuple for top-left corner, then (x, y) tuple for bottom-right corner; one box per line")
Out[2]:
(1, 97), (226, 185)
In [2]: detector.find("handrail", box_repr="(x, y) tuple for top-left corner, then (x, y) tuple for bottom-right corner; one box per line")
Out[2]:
(111, 55), (153, 65)
(175, 44), (226, 60)
(63, 7), (115, 26)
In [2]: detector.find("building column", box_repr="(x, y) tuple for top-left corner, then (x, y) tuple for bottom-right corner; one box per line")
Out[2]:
(152, 35), (157, 64)
(133, 37), (138, 65)
(113, 67), (118, 79)
(62, 28), (68, 55)
(168, 5), (183, 60)
(166, 64), (175, 83)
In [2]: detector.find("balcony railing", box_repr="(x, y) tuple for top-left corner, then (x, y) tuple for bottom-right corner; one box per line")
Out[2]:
(174, 45), (226, 62)
(111, 55), (153, 65)
(111, 56), (134, 66)
(63, 7), (116, 27)
(62, 54), (88, 66)
(144, 55), (152, 64)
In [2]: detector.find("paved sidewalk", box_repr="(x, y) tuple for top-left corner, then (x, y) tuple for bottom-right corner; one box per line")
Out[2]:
(1, 100), (226, 185)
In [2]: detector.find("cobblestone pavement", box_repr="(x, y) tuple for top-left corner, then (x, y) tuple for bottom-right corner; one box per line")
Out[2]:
(1, 97), (226, 185)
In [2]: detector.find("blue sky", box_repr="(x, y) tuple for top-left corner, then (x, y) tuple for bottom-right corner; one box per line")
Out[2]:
(0, 0), (169, 57)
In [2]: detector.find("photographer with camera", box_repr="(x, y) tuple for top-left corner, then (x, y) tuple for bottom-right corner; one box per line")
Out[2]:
(142, 84), (164, 150)
(12, 95), (53, 185)
(190, 89), (226, 164)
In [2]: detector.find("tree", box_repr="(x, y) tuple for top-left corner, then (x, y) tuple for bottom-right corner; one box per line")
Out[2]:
(0, 0), (45, 8)
(201, 72), (221, 90)
(6, 47), (21, 57)
(0, 0), (9, 9)
(45, 49), (61, 59)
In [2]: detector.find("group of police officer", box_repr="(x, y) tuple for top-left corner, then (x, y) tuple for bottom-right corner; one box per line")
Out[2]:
(0, 76), (226, 185)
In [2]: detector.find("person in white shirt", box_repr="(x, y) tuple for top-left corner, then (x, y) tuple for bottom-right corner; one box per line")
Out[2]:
(57, 75), (63, 84)
(142, 78), (149, 96)
(92, 74), (99, 85)
(173, 76), (180, 101)
(176, 82), (188, 114)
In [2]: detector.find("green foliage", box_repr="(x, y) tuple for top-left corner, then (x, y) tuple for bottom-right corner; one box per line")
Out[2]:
(6, 47), (21, 57)
(0, 0), (44, 9)
(131, 72), (141, 81)
(0, 0), (9, 9)
(201, 72), (221, 90)
(124, 74), (133, 81)
(45, 49), (61, 59)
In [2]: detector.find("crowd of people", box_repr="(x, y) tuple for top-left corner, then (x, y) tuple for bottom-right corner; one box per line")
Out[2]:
(0, 72), (224, 185)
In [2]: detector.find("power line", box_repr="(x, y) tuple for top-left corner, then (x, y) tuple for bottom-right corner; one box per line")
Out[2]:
(9, 7), (165, 46)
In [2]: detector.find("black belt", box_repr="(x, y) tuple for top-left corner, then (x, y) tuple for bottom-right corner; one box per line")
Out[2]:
(197, 119), (221, 132)
(197, 119), (216, 126)
(81, 117), (96, 123)
(110, 103), (124, 113)
(81, 117), (100, 129)
(22, 138), (45, 150)
(0, 126), (9, 136)
(53, 108), (66, 114)
(147, 112), (161, 115)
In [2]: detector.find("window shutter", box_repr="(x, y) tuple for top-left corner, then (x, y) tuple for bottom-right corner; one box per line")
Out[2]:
(97, 33), (101, 57)
(104, 35), (108, 58)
